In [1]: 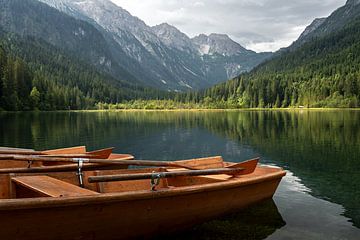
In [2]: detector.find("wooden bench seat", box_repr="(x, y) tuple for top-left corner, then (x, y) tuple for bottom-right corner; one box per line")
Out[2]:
(11, 175), (99, 198)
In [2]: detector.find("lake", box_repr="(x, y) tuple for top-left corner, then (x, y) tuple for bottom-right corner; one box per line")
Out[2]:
(0, 110), (359, 239)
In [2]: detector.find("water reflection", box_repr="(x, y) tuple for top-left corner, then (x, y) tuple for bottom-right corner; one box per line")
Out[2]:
(270, 171), (360, 240)
(169, 199), (285, 240)
(1, 110), (360, 238)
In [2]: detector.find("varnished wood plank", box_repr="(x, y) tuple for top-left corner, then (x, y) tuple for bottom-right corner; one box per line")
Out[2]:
(11, 176), (99, 197)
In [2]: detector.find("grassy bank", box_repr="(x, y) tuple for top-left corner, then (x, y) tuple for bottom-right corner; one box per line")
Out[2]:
(94, 100), (360, 111)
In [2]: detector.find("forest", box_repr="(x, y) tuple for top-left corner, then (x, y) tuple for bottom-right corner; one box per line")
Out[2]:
(1, 16), (360, 111)
(0, 32), (170, 111)
(176, 17), (360, 108)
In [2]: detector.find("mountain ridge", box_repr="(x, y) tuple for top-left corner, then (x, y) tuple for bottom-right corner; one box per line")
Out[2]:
(289, 0), (360, 49)
(0, 0), (140, 83)
(38, 0), (271, 90)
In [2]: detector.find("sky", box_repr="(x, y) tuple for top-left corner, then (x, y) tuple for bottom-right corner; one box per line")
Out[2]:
(111, 0), (347, 52)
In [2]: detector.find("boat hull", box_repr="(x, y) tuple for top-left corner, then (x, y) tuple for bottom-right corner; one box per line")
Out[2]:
(0, 168), (284, 240)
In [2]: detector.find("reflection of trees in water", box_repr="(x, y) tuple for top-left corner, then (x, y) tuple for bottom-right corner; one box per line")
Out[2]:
(0, 110), (359, 227)
(169, 200), (285, 240)
(197, 110), (360, 228)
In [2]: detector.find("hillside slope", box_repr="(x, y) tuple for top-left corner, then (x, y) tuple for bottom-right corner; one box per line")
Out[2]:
(191, 2), (360, 108)
(0, 30), (166, 111)
(0, 0), (139, 84)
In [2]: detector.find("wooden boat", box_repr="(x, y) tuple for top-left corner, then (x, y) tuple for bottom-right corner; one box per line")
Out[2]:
(0, 153), (285, 240)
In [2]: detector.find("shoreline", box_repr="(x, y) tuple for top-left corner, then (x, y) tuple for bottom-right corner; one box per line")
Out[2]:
(2, 108), (360, 113)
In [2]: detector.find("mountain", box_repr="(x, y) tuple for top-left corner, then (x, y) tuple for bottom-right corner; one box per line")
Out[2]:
(0, 28), (168, 111)
(191, 33), (271, 84)
(187, 0), (360, 108)
(296, 18), (326, 42)
(290, 0), (360, 49)
(38, 0), (271, 90)
(192, 34), (249, 56)
(38, 0), (212, 90)
(0, 0), (142, 84)
(0, 0), (171, 111)
(152, 23), (196, 54)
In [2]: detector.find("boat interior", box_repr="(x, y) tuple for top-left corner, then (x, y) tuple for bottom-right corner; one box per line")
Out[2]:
(0, 146), (277, 200)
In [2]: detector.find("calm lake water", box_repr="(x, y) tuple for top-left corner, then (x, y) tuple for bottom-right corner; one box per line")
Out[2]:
(0, 110), (359, 239)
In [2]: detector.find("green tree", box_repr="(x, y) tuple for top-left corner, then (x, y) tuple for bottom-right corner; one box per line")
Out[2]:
(29, 86), (40, 110)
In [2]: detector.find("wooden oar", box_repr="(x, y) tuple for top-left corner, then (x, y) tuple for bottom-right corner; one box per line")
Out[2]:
(226, 158), (259, 174)
(35, 154), (107, 159)
(0, 155), (198, 170)
(0, 154), (259, 173)
(0, 163), (128, 174)
(88, 167), (245, 183)
(0, 154), (106, 159)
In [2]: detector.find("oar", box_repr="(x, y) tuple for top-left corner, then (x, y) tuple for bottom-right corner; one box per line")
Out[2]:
(42, 147), (115, 159)
(88, 167), (245, 183)
(0, 163), (128, 174)
(0, 155), (199, 170)
(0, 154), (108, 159)
(34, 154), (108, 159)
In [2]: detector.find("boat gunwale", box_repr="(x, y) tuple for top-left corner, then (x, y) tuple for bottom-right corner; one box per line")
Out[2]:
(0, 167), (286, 211)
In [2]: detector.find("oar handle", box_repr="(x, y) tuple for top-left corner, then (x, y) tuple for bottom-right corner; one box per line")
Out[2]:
(0, 155), (86, 162)
(88, 167), (244, 183)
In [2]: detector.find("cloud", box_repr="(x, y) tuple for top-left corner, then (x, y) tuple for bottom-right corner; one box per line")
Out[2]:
(111, 0), (347, 52)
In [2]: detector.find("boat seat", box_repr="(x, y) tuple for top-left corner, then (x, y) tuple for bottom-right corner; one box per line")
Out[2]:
(11, 175), (99, 198)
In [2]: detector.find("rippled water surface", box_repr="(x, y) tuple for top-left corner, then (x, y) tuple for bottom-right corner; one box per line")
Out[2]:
(1, 110), (359, 239)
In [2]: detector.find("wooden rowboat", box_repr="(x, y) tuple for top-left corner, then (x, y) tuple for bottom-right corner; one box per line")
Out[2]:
(0, 153), (285, 240)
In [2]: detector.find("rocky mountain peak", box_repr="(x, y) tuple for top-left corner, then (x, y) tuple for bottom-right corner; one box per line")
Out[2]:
(192, 33), (248, 56)
(346, 0), (360, 6)
(39, 0), (152, 37)
(298, 18), (326, 40)
(152, 23), (195, 52)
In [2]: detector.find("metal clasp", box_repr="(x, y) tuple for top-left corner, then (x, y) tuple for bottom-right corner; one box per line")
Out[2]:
(27, 160), (33, 168)
(74, 158), (87, 188)
(150, 172), (163, 191)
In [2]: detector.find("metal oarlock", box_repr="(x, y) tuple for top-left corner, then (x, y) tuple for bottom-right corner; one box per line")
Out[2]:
(74, 158), (89, 188)
(150, 172), (164, 191)
(27, 160), (33, 168)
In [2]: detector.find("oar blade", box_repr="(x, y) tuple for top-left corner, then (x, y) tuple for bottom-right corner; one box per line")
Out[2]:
(226, 158), (259, 175)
